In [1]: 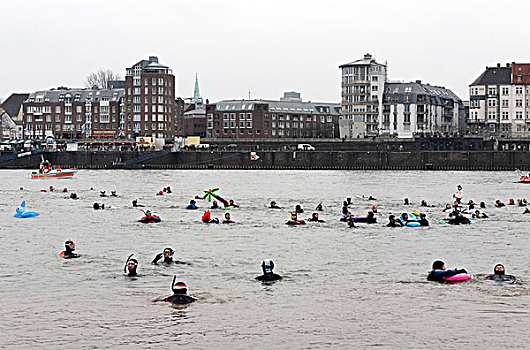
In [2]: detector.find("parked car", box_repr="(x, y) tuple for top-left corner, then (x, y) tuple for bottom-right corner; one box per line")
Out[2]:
(297, 143), (315, 151)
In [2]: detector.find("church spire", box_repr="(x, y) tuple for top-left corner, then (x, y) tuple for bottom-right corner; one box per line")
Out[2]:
(193, 73), (201, 104)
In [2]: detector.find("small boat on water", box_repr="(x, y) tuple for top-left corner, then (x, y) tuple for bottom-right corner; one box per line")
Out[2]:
(518, 175), (530, 183)
(31, 158), (77, 179)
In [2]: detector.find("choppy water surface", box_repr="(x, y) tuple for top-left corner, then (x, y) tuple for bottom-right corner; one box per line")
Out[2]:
(1, 169), (529, 349)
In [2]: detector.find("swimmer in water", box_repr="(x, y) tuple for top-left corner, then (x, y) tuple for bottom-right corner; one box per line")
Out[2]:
(508, 198), (515, 205)
(442, 204), (452, 212)
(480, 201), (486, 208)
(162, 276), (197, 305)
(229, 199), (239, 208)
(156, 190), (164, 196)
(418, 213), (429, 226)
(124, 254), (138, 277)
(60, 239), (80, 259)
(523, 208), (530, 214)
(447, 213), (471, 225)
(427, 260), (467, 283)
(152, 247), (187, 265)
(201, 210), (219, 224)
(366, 211), (377, 224)
(404, 198), (410, 205)
(70, 193), (79, 200)
(222, 212), (235, 224)
(110, 191), (117, 197)
(49, 186), (54, 192)
(93, 203), (105, 210)
(269, 201), (281, 209)
(346, 215), (357, 228)
(295, 204), (304, 213)
(256, 260), (282, 282)
(495, 200), (505, 207)
(132, 199), (144, 207)
(63, 188), (68, 193)
(485, 264), (517, 283)
(186, 200), (198, 210)
(387, 215), (403, 227)
(166, 186), (172, 193)
(315, 202), (323, 211)
(100, 191), (107, 197)
(211, 200), (220, 209)
(472, 210), (488, 219)
(307, 212), (324, 222)
(342, 201), (349, 215)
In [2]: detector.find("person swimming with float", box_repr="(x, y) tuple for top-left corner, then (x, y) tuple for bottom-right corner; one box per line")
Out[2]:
(152, 247), (187, 265)
(124, 254), (138, 277)
(427, 260), (468, 283)
(366, 211), (377, 224)
(387, 215), (403, 227)
(485, 264), (517, 283)
(229, 199), (239, 208)
(159, 276), (197, 305)
(371, 205), (378, 213)
(222, 212), (235, 224)
(186, 200), (198, 210)
(201, 210), (219, 224)
(447, 212), (471, 225)
(60, 239), (80, 259)
(256, 260), (282, 282)
(346, 215), (357, 228)
(471, 210), (488, 219)
(269, 201), (281, 209)
(307, 212), (324, 222)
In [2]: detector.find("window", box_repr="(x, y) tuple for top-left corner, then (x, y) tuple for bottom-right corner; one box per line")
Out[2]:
(488, 99), (496, 107)
(55, 106), (61, 113)
(502, 87), (509, 95)
(516, 87), (523, 95)
(502, 100), (509, 108)
(502, 111), (509, 120)
(372, 76), (378, 81)
(516, 100), (522, 107)
(488, 87), (496, 95)
(516, 111), (523, 119)
(372, 85), (378, 91)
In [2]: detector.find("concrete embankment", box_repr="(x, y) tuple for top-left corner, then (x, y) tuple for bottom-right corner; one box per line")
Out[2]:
(1, 150), (529, 170)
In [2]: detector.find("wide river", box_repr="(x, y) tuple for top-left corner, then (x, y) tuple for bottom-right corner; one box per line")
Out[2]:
(0, 169), (529, 349)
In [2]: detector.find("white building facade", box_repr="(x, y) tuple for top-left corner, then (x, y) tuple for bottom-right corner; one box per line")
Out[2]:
(468, 63), (530, 138)
(339, 54), (463, 138)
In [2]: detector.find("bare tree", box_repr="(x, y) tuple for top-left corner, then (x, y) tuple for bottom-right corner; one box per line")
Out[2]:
(85, 69), (122, 89)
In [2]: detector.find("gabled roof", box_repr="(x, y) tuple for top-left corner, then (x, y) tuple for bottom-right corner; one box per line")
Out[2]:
(1, 93), (30, 117)
(25, 88), (124, 103)
(470, 66), (511, 86)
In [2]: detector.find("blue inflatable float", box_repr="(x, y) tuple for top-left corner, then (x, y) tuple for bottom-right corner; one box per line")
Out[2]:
(14, 201), (40, 218)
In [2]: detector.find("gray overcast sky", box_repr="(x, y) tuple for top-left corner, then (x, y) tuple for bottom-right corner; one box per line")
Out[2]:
(1, 0), (529, 103)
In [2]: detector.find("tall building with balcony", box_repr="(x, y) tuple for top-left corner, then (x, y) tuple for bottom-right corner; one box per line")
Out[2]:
(339, 53), (387, 138)
(124, 56), (175, 139)
(339, 53), (463, 138)
(468, 62), (530, 138)
(23, 86), (124, 139)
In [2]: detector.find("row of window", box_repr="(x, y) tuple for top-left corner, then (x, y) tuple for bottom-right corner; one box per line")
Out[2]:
(130, 87), (168, 95)
(133, 77), (170, 87)
(471, 87), (526, 96)
(27, 105), (120, 114)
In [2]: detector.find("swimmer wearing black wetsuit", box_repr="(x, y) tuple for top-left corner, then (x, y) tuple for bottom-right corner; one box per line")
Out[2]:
(315, 202), (323, 211)
(211, 201), (220, 209)
(342, 201), (349, 215)
(307, 212), (324, 222)
(387, 215), (403, 227)
(229, 200), (239, 208)
(269, 201), (281, 209)
(60, 239), (80, 259)
(427, 260), (467, 282)
(485, 264), (516, 283)
(256, 260), (282, 281)
(222, 212), (235, 224)
(124, 254), (138, 277)
(448, 213), (471, 225)
(295, 205), (304, 214)
(163, 276), (197, 305)
(418, 213), (429, 226)
(152, 247), (187, 265)
(93, 203), (104, 210)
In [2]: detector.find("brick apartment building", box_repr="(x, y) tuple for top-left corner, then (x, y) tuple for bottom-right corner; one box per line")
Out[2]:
(205, 92), (340, 139)
(124, 56), (176, 139)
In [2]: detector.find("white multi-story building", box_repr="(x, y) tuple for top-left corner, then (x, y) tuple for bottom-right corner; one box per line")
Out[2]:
(339, 54), (386, 138)
(339, 54), (463, 138)
(468, 62), (530, 138)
